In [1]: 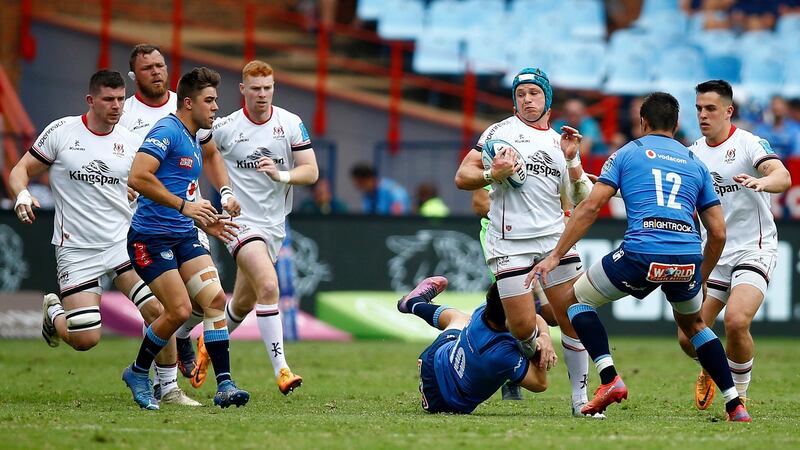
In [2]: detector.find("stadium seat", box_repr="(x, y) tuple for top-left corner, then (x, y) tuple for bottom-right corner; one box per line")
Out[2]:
(604, 50), (653, 95)
(427, 0), (505, 40)
(634, 9), (689, 44)
(465, 18), (513, 75)
(548, 40), (607, 90)
(563, 0), (606, 40)
(782, 56), (800, 98)
(704, 55), (741, 84)
(776, 13), (800, 41)
(639, 0), (681, 17)
(502, 44), (554, 88)
(691, 29), (738, 57)
(376, 0), (426, 41)
(740, 53), (784, 105)
(508, 0), (561, 18)
(652, 46), (707, 93)
(356, 0), (384, 21)
(736, 30), (778, 59)
(412, 32), (465, 74)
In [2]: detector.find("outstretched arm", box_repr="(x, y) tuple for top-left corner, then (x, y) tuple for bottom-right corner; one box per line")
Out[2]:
(734, 158), (792, 193)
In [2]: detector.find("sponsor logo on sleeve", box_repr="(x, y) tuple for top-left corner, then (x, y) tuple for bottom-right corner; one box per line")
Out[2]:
(36, 120), (66, 148)
(758, 139), (775, 155)
(145, 137), (168, 151)
(299, 122), (310, 142)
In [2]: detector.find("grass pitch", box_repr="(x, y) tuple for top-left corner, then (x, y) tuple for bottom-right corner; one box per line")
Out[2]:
(0, 337), (798, 449)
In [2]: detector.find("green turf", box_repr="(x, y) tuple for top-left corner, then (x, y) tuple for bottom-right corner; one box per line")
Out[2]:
(0, 337), (798, 449)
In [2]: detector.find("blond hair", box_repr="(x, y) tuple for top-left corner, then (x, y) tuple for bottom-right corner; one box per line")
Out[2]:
(242, 60), (274, 80)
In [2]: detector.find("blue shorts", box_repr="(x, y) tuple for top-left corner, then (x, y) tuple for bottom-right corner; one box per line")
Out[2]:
(600, 247), (703, 302)
(127, 227), (210, 284)
(418, 329), (460, 414)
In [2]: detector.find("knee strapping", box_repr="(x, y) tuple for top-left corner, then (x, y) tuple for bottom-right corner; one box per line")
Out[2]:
(65, 306), (101, 333)
(186, 266), (223, 307)
(573, 274), (611, 309)
(128, 280), (156, 310)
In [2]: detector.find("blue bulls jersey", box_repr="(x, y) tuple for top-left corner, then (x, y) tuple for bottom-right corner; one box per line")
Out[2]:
(131, 114), (203, 234)
(598, 134), (720, 255)
(433, 305), (528, 413)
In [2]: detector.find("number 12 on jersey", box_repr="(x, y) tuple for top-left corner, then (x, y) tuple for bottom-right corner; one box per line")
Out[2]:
(652, 168), (682, 209)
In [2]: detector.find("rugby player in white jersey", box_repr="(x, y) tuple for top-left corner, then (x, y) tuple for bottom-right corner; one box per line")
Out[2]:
(187, 60), (316, 395)
(455, 67), (599, 417)
(677, 80), (791, 410)
(9, 70), (200, 405)
(121, 44), (240, 399)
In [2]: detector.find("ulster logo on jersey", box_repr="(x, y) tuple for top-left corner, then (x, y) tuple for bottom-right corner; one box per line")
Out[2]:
(69, 159), (121, 185)
(273, 126), (285, 140)
(113, 143), (125, 158)
(724, 147), (736, 163)
(710, 171), (740, 197)
(527, 151), (561, 178)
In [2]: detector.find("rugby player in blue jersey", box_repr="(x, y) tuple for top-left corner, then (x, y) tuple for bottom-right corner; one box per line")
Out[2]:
(528, 92), (751, 422)
(397, 276), (557, 414)
(122, 67), (249, 410)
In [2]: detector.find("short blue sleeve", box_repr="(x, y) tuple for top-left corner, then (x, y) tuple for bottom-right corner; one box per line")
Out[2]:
(597, 147), (626, 191)
(696, 165), (721, 213)
(139, 122), (175, 163)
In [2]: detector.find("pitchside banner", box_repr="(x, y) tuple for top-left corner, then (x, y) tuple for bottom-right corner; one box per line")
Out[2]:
(0, 211), (797, 335)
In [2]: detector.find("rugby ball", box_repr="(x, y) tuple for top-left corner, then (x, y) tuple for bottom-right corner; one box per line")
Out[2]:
(481, 139), (527, 189)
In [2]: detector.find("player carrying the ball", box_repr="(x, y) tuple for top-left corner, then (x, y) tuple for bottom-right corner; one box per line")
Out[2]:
(455, 67), (597, 417)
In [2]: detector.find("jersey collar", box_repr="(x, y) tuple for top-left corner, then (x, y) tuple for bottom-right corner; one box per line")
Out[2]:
(514, 113), (550, 130)
(706, 124), (737, 148)
(82, 114), (113, 136)
(243, 105), (272, 125)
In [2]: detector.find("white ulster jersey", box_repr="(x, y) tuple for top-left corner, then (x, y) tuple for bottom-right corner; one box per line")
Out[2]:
(120, 91), (177, 137)
(29, 115), (142, 248)
(476, 115), (569, 239)
(211, 106), (312, 227)
(691, 125), (780, 255)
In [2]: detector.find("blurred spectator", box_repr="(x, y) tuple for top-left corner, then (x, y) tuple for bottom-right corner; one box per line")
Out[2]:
(788, 97), (800, 124)
(299, 176), (348, 215)
(552, 98), (607, 156)
(730, 0), (779, 31)
(753, 95), (800, 157)
(610, 96), (645, 151)
(416, 182), (449, 218)
(350, 162), (410, 215)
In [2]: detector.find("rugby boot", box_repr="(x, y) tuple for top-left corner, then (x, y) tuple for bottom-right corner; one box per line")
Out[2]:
(214, 380), (250, 408)
(694, 369), (715, 410)
(501, 382), (523, 401)
(42, 294), (62, 348)
(277, 368), (303, 395)
(159, 387), (202, 406)
(581, 375), (628, 415)
(122, 365), (159, 411)
(190, 334), (210, 388)
(397, 276), (449, 313)
(727, 404), (752, 422)
(176, 336), (197, 378)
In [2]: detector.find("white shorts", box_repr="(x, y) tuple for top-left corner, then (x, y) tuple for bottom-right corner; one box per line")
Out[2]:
(55, 241), (132, 297)
(486, 233), (582, 299)
(225, 218), (285, 263)
(707, 248), (776, 303)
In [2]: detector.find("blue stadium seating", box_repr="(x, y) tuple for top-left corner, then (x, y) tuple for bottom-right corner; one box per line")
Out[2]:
(781, 56), (800, 98)
(652, 45), (707, 93)
(704, 55), (741, 84)
(356, 0), (384, 21)
(691, 29), (738, 57)
(465, 19), (512, 75)
(377, 0), (426, 41)
(740, 53), (784, 104)
(563, 0), (606, 40)
(549, 40), (607, 90)
(412, 32), (465, 74)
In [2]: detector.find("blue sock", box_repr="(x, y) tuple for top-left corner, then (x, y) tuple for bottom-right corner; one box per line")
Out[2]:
(691, 327), (741, 413)
(410, 302), (449, 329)
(132, 326), (168, 374)
(568, 304), (617, 384)
(204, 329), (232, 385)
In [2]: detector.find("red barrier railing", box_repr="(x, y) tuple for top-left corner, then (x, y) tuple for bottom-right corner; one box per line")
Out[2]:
(0, 64), (37, 197)
(171, 0), (183, 91)
(97, 0), (111, 69)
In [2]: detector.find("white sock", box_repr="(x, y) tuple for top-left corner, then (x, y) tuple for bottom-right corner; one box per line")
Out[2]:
(175, 309), (203, 339)
(225, 301), (246, 333)
(47, 304), (64, 322)
(256, 303), (288, 377)
(728, 357), (753, 398)
(155, 364), (179, 396)
(561, 335), (589, 405)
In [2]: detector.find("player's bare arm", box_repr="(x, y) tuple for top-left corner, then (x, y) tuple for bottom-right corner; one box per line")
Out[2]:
(697, 204), (726, 283)
(257, 148), (319, 185)
(201, 139), (241, 216)
(9, 152), (48, 224)
(733, 158), (791, 193)
(455, 148), (517, 190)
(526, 181), (616, 288)
(129, 152), (218, 226)
(471, 188), (490, 217)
